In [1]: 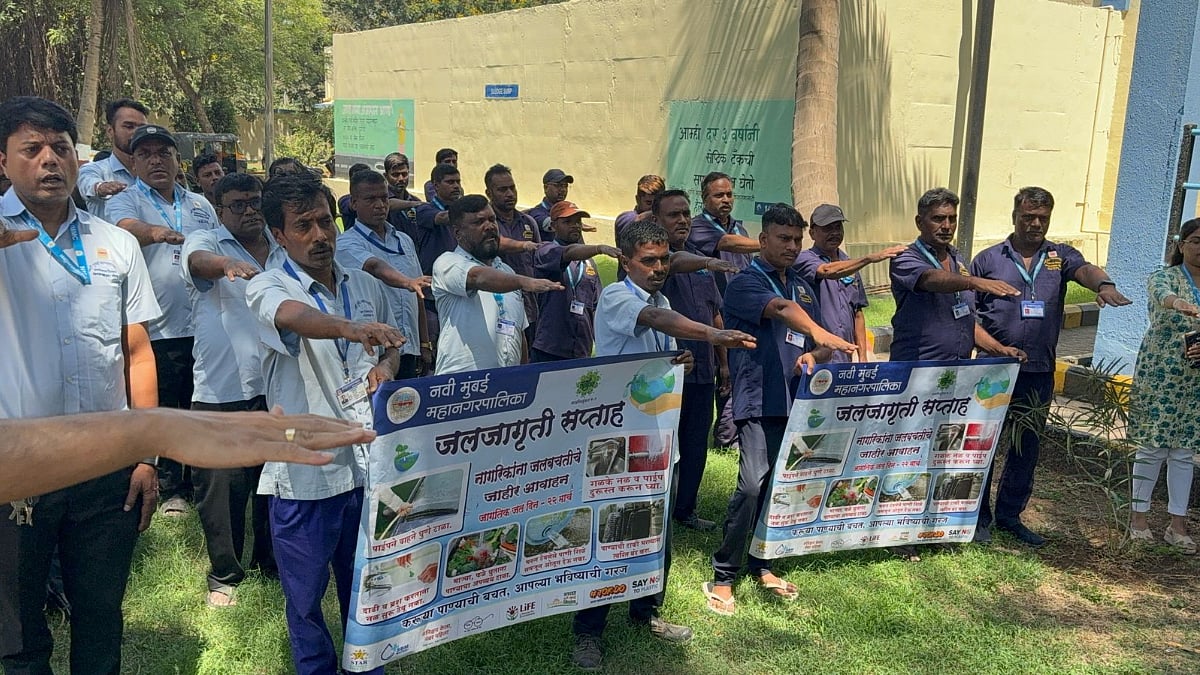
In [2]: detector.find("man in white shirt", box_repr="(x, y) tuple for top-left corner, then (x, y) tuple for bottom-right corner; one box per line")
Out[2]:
(0, 95), (161, 675)
(245, 174), (401, 675)
(431, 194), (562, 374)
(76, 98), (148, 220)
(183, 172), (289, 606)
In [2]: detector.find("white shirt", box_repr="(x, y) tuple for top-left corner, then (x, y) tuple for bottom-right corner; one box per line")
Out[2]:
(432, 247), (528, 374)
(182, 225), (288, 404)
(594, 279), (676, 357)
(246, 260), (394, 500)
(336, 221), (421, 357)
(106, 180), (219, 340)
(77, 153), (136, 222)
(0, 189), (161, 418)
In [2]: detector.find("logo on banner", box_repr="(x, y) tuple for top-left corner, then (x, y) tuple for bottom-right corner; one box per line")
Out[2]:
(392, 443), (418, 473)
(462, 613), (494, 633)
(936, 370), (957, 390)
(808, 369), (833, 395)
(806, 408), (826, 429)
(626, 361), (681, 415)
(349, 649), (369, 667)
(576, 370), (601, 398)
(972, 367), (1013, 410)
(506, 602), (537, 621)
(387, 387), (420, 424)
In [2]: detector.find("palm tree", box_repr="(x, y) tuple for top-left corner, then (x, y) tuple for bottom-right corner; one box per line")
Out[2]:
(76, 0), (108, 147)
(791, 0), (839, 217)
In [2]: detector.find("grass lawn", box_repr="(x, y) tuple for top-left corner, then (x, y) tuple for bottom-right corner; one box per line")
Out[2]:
(862, 283), (1099, 331)
(50, 444), (1200, 674)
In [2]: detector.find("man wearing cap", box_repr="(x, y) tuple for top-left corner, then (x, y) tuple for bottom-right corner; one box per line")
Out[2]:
(485, 163), (544, 345)
(614, 174), (664, 242)
(108, 124), (220, 515)
(525, 168), (573, 235)
(414, 162), (464, 348)
(76, 98), (149, 221)
(969, 186), (1129, 546)
(528, 200), (620, 362)
(422, 147), (457, 202)
(793, 204), (906, 362)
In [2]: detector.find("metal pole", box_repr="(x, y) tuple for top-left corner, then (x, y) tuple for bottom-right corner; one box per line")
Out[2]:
(264, 0), (275, 172)
(1167, 124), (1198, 262)
(957, 0), (995, 261)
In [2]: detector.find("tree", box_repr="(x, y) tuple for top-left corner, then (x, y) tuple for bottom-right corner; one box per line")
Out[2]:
(324, 0), (563, 32)
(76, 0), (107, 146)
(792, 0), (839, 217)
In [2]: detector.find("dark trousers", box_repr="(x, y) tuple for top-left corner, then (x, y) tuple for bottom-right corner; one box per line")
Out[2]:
(979, 371), (1055, 528)
(153, 337), (196, 500)
(530, 347), (569, 363)
(424, 300), (440, 348)
(0, 468), (140, 675)
(712, 417), (787, 585)
(573, 482), (676, 636)
(192, 396), (275, 591)
(397, 354), (423, 379)
(673, 382), (715, 521)
(712, 390), (737, 447)
(272, 488), (381, 675)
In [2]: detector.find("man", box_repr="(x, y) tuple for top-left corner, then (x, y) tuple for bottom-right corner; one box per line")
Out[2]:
(191, 152), (225, 207)
(613, 174), (663, 241)
(970, 187), (1130, 546)
(246, 175), (403, 675)
(888, 188), (1022, 363)
(528, 200), (621, 362)
(76, 98), (148, 220)
(108, 124), (220, 515)
(485, 163), (543, 343)
(525, 168), (572, 234)
(415, 162), (464, 347)
(0, 163), (10, 194)
(431, 194), (562, 374)
(572, 219), (756, 670)
(0, 95), (161, 675)
(268, 157), (310, 179)
(793, 204), (906, 362)
(689, 171), (760, 450)
(422, 147), (457, 202)
(383, 152), (422, 239)
(337, 169), (432, 378)
(336, 163), (372, 229)
(705, 204), (856, 617)
(182, 172), (288, 607)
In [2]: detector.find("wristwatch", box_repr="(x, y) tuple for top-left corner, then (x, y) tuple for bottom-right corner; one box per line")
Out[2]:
(1097, 281), (1116, 290)
(420, 341), (433, 350)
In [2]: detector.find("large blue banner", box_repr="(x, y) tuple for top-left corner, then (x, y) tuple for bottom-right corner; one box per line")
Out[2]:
(342, 354), (683, 670)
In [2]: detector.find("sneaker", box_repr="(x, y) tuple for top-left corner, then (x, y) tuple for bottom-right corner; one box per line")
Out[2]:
(997, 521), (1046, 548)
(571, 634), (603, 671)
(645, 616), (693, 644)
(972, 526), (992, 544)
(674, 514), (716, 532)
(1164, 527), (1197, 555)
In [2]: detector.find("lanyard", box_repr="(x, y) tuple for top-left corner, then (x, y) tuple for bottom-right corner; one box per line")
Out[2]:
(353, 223), (403, 255)
(565, 259), (592, 289)
(138, 181), (183, 233)
(702, 211), (742, 236)
(431, 197), (447, 211)
(1182, 265), (1200, 307)
(751, 258), (797, 303)
(21, 213), (90, 285)
(283, 260), (354, 378)
(623, 278), (669, 350)
(1004, 248), (1047, 300)
(913, 239), (964, 305)
(457, 250), (512, 322)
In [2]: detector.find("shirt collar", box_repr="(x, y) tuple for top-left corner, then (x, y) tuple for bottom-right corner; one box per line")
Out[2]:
(0, 188), (88, 235)
(134, 178), (185, 205)
(286, 256), (347, 296)
(103, 152), (134, 177)
(454, 245), (501, 269)
(217, 223), (281, 252)
(1000, 235), (1055, 257)
(622, 277), (667, 306)
(353, 219), (397, 243)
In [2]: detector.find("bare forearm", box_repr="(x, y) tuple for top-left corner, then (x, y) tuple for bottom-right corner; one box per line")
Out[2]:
(274, 299), (354, 340)
(766, 300), (823, 337)
(188, 251), (234, 280)
(498, 237), (535, 255)
(669, 251), (718, 273)
(116, 218), (165, 247)
(364, 257), (415, 290)
(853, 310), (871, 360)
(638, 306), (718, 342)
(562, 244), (607, 263)
(816, 258), (870, 279)
(389, 198), (422, 211)
(466, 265), (528, 293)
(1074, 264), (1112, 291)
(417, 302), (430, 344)
(716, 233), (760, 254)
(973, 323), (1006, 354)
(713, 314), (729, 370)
(915, 269), (973, 293)
(126, 347), (158, 409)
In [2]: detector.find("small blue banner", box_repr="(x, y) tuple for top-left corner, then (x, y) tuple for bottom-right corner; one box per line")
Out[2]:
(484, 84), (519, 100)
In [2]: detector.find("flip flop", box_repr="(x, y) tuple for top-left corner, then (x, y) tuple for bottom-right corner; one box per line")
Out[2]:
(205, 588), (237, 608)
(701, 582), (736, 616)
(755, 574), (798, 600)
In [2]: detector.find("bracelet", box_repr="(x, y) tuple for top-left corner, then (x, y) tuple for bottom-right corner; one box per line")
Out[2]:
(1097, 281), (1116, 290)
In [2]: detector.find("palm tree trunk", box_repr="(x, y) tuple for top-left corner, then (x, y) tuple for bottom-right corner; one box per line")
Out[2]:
(792, 0), (840, 217)
(76, 0), (106, 147)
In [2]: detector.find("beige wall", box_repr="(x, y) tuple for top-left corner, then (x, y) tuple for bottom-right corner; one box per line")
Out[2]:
(332, 0), (1129, 266)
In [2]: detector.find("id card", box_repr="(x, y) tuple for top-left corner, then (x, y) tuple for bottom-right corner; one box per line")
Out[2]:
(496, 318), (517, 336)
(570, 300), (586, 315)
(336, 376), (369, 410)
(952, 302), (971, 319)
(172, 247), (182, 266)
(1021, 300), (1046, 318)
(785, 329), (806, 348)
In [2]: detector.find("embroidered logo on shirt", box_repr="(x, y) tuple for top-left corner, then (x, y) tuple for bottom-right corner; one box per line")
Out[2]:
(1045, 259), (1062, 270)
(95, 247), (110, 260)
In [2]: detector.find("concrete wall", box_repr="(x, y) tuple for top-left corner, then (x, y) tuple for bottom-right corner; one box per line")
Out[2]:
(331, 0), (1129, 266)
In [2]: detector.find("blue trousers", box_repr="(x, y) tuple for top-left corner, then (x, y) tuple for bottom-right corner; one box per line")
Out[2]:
(979, 370), (1055, 528)
(271, 488), (381, 675)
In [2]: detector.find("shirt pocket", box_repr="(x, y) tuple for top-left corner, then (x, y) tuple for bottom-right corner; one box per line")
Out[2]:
(77, 283), (123, 344)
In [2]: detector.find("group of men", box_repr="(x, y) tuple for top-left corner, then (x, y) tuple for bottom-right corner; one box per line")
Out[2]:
(0, 91), (1131, 674)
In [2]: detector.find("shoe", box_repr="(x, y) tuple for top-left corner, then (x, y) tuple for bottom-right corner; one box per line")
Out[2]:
(674, 514), (716, 532)
(972, 526), (992, 544)
(1164, 528), (1197, 555)
(158, 496), (191, 517)
(205, 587), (237, 608)
(1128, 526), (1154, 542)
(571, 634), (603, 671)
(644, 616), (693, 644)
(996, 521), (1046, 548)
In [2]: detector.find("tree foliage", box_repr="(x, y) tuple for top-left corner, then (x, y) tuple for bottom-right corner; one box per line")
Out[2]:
(324, 0), (564, 33)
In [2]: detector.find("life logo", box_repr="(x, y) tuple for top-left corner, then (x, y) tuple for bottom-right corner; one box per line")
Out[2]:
(462, 613), (494, 633)
(506, 601), (536, 621)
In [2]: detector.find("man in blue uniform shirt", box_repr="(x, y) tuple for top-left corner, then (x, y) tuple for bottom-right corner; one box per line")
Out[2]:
(525, 168), (572, 234)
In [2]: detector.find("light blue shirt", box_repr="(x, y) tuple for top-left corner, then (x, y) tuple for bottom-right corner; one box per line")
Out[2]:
(182, 225), (287, 404)
(246, 260), (394, 499)
(107, 180), (219, 340)
(0, 189), (161, 418)
(336, 220), (422, 357)
(77, 153), (136, 222)
(593, 280), (676, 357)
(432, 247), (528, 374)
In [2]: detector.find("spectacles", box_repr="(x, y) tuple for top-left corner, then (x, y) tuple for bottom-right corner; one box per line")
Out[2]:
(134, 148), (175, 161)
(223, 197), (262, 214)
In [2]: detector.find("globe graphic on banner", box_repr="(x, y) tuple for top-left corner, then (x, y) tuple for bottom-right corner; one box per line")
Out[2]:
(627, 360), (682, 415)
(973, 367), (1013, 410)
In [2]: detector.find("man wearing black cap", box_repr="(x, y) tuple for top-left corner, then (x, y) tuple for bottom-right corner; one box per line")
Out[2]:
(793, 204), (906, 362)
(108, 124), (220, 514)
(525, 168), (573, 234)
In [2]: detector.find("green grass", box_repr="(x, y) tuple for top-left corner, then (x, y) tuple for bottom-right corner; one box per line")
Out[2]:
(47, 447), (1186, 674)
(863, 282), (1099, 331)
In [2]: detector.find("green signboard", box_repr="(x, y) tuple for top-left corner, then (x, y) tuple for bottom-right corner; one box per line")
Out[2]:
(333, 99), (416, 177)
(666, 99), (795, 226)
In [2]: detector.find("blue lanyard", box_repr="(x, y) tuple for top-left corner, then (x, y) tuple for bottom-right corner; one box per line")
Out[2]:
(137, 181), (183, 232)
(622, 278), (669, 350)
(283, 260), (354, 378)
(1181, 265), (1200, 307)
(540, 199), (551, 212)
(21, 213), (90, 285)
(751, 258), (797, 302)
(1004, 248), (1047, 300)
(565, 260), (591, 289)
(702, 211), (742, 236)
(431, 197), (447, 211)
(913, 239), (964, 305)
(353, 223), (403, 255)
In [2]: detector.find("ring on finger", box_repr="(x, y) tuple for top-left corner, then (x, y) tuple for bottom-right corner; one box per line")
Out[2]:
(285, 427), (297, 443)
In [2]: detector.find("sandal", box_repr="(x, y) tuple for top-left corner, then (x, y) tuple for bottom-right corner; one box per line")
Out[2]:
(158, 496), (191, 518)
(205, 588), (237, 608)
(1128, 526), (1153, 542)
(1164, 528), (1197, 555)
(701, 582), (736, 616)
(754, 573), (798, 600)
